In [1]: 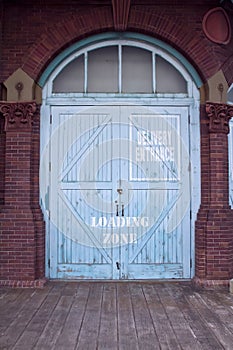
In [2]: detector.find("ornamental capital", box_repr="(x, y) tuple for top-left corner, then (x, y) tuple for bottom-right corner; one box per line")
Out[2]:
(0, 101), (37, 131)
(206, 102), (233, 134)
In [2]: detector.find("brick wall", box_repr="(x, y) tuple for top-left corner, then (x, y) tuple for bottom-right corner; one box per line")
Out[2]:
(0, 0), (233, 286)
(0, 1), (232, 85)
(195, 103), (233, 287)
(0, 116), (5, 205)
(0, 102), (46, 287)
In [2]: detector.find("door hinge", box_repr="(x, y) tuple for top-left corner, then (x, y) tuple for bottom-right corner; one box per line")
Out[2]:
(190, 210), (192, 220)
(48, 259), (50, 268)
(190, 258), (192, 269)
(49, 162), (51, 171)
(50, 114), (52, 124)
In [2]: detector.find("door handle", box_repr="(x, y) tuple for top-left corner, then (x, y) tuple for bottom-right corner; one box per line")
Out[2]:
(115, 201), (119, 216)
(115, 201), (124, 216)
(116, 262), (120, 270)
(117, 188), (123, 195)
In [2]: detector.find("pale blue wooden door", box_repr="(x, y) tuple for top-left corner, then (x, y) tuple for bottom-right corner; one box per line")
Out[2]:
(119, 106), (190, 279)
(47, 105), (191, 279)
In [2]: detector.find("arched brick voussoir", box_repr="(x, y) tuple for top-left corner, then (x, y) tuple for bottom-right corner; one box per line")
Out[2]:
(22, 7), (114, 81)
(222, 54), (233, 85)
(22, 5), (229, 85)
(127, 7), (222, 82)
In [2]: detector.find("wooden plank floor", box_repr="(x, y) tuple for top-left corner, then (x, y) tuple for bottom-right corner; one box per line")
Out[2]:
(0, 281), (233, 349)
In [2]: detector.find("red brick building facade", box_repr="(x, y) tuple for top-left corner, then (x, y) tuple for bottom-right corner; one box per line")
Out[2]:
(0, 0), (233, 287)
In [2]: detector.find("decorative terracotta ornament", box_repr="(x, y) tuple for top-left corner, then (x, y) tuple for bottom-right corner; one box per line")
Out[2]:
(202, 7), (231, 45)
(206, 102), (233, 134)
(0, 102), (37, 131)
(15, 81), (24, 100)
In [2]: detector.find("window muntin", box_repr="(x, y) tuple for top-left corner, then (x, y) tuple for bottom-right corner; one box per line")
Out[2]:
(52, 42), (189, 95)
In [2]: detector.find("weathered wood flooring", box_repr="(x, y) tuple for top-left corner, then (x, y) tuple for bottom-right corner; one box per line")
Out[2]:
(0, 281), (233, 349)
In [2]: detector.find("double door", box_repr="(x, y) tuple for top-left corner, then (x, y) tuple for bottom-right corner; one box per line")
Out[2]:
(42, 104), (191, 279)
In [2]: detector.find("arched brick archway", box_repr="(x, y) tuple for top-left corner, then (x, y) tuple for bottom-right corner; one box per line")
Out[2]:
(20, 6), (232, 86)
(1, 0), (233, 287)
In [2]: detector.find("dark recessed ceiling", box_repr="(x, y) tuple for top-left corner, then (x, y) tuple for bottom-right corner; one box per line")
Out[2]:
(0, 0), (221, 5)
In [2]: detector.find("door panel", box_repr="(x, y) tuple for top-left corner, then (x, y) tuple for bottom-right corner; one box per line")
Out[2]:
(42, 105), (191, 279)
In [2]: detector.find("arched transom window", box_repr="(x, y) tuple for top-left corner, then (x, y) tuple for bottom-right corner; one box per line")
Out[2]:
(51, 41), (191, 95)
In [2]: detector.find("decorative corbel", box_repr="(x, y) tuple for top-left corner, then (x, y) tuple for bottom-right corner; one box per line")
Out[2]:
(206, 102), (233, 134)
(0, 102), (37, 131)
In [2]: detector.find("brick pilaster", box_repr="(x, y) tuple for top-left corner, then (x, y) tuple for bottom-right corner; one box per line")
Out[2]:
(194, 102), (233, 288)
(0, 102), (46, 287)
(0, 115), (5, 206)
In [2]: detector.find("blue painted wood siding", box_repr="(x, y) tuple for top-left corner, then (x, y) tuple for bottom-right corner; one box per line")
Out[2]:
(46, 105), (191, 279)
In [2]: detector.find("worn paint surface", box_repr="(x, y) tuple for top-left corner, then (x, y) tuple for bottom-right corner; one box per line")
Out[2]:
(41, 104), (191, 279)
